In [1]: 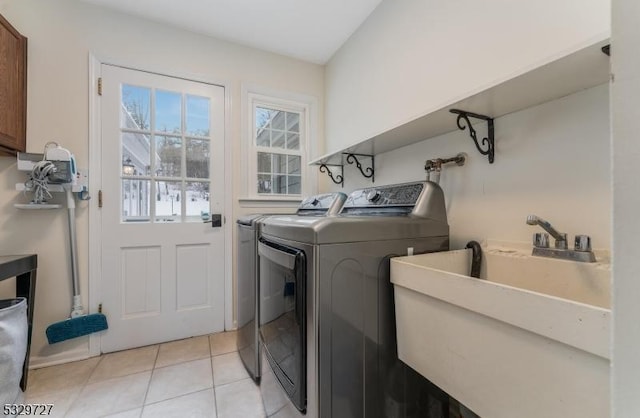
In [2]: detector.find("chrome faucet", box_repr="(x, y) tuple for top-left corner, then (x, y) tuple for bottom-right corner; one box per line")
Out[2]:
(526, 215), (596, 262)
(526, 215), (567, 249)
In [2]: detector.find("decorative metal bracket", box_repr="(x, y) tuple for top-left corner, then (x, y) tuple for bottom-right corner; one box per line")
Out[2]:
(343, 153), (375, 183)
(319, 164), (344, 187)
(449, 109), (495, 164)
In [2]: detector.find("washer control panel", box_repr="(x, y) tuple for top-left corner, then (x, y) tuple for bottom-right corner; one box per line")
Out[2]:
(344, 182), (424, 208)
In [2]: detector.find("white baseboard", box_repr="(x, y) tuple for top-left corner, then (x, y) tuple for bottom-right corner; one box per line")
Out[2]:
(28, 347), (95, 370)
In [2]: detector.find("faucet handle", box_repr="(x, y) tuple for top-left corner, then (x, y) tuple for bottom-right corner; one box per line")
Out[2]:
(574, 235), (592, 252)
(533, 232), (549, 248)
(554, 233), (568, 250)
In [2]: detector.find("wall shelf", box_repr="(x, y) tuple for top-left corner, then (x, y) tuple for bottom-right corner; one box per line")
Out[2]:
(310, 38), (610, 166)
(319, 163), (344, 187)
(316, 153), (376, 187)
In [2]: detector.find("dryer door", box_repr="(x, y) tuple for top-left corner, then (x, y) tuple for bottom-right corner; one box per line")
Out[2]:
(258, 238), (307, 412)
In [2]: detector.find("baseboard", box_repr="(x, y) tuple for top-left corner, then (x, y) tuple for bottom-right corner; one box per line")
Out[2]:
(28, 347), (95, 370)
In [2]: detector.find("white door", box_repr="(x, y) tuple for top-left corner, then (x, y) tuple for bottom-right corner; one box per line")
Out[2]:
(100, 64), (226, 353)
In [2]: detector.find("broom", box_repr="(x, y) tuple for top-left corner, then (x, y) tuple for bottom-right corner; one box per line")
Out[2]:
(46, 186), (108, 344)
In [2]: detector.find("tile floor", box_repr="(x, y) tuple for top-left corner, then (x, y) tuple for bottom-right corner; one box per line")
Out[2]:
(24, 331), (275, 418)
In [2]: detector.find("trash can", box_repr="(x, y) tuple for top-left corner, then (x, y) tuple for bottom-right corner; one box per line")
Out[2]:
(0, 298), (28, 409)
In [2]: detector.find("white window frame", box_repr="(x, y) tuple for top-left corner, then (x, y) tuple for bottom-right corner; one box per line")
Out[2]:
(241, 86), (318, 204)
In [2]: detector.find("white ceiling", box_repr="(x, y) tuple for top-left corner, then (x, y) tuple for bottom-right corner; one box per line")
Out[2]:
(79, 0), (382, 64)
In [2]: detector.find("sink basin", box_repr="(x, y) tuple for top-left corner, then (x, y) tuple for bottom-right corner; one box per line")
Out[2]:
(391, 245), (611, 418)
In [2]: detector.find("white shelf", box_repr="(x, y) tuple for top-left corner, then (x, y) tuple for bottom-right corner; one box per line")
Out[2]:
(14, 203), (62, 210)
(310, 38), (610, 166)
(16, 183), (85, 193)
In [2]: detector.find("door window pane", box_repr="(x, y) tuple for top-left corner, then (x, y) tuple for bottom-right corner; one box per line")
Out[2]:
(155, 181), (182, 221)
(122, 179), (150, 221)
(186, 182), (210, 219)
(122, 132), (150, 176)
(155, 90), (182, 134)
(120, 82), (216, 223)
(186, 95), (210, 137)
(186, 139), (210, 179)
(121, 84), (150, 130)
(156, 136), (182, 178)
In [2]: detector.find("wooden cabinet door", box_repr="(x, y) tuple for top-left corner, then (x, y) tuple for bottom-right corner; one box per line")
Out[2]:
(0, 13), (26, 154)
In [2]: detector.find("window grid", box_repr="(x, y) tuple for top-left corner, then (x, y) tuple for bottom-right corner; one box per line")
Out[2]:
(121, 84), (212, 222)
(253, 103), (304, 196)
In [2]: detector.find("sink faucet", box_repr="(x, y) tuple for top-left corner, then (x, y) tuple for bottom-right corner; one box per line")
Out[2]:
(526, 215), (596, 263)
(526, 215), (567, 249)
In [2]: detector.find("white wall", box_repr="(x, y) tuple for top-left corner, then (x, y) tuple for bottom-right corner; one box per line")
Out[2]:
(325, 84), (611, 251)
(324, 0), (610, 155)
(611, 0), (640, 415)
(0, 0), (323, 366)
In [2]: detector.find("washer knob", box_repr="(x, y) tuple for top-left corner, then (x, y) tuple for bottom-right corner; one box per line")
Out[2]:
(311, 198), (320, 206)
(366, 190), (381, 202)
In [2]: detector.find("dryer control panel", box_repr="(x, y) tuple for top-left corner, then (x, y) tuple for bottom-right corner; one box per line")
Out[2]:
(297, 192), (347, 216)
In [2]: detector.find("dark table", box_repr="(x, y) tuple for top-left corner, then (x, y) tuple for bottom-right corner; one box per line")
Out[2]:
(0, 254), (37, 391)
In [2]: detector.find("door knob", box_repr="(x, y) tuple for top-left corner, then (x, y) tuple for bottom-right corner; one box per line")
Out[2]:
(203, 214), (223, 227)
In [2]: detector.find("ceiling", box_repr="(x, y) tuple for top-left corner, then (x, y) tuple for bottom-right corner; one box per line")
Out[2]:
(79, 0), (382, 64)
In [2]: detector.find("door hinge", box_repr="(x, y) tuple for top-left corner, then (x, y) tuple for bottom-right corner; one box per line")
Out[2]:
(97, 77), (103, 96)
(98, 303), (103, 313)
(98, 190), (103, 208)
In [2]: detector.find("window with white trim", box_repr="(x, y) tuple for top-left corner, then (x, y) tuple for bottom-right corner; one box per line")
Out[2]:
(248, 94), (309, 197)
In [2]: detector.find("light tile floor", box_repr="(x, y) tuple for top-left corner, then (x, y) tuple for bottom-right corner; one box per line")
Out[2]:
(24, 331), (274, 418)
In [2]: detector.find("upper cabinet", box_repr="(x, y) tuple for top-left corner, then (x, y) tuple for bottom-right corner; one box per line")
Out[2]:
(0, 12), (26, 154)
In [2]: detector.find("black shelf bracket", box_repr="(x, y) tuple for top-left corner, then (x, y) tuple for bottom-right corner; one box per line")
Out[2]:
(343, 153), (375, 183)
(450, 109), (495, 164)
(318, 164), (344, 187)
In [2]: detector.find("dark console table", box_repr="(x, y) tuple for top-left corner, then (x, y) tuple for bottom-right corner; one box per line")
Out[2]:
(0, 254), (37, 391)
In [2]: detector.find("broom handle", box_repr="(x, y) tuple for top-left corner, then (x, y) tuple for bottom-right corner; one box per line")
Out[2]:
(66, 187), (83, 317)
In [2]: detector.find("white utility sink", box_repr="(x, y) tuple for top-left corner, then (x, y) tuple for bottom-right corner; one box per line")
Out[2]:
(391, 244), (611, 418)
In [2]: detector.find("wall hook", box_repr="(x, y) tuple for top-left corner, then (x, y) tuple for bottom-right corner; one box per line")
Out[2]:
(449, 109), (495, 164)
(319, 164), (344, 187)
(343, 153), (375, 182)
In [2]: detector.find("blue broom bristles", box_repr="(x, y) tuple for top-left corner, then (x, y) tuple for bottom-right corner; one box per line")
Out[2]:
(46, 313), (108, 344)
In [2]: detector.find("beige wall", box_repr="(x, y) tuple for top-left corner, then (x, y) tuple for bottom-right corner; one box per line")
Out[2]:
(325, 84), (611, 251)
(324, 0), (610, 154)
(0, 0), (324, 366)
